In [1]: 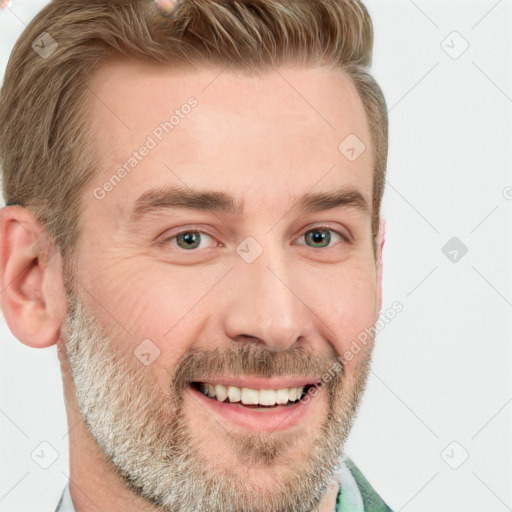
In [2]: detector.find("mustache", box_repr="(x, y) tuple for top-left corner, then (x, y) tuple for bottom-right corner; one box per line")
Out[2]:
(172, 343), (342, 393)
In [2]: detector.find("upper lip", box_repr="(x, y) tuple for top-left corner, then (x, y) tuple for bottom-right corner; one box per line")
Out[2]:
(191, 376), (317, 390)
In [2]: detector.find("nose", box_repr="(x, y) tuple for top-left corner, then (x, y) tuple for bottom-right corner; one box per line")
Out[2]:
(222, 243), (315, 351)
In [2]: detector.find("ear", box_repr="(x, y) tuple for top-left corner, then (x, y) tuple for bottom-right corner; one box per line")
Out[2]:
(0, 205), (68, 348)
(374, 218), (386, 318)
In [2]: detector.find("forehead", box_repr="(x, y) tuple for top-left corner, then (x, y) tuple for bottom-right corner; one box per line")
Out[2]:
(84, 59), (373, 219)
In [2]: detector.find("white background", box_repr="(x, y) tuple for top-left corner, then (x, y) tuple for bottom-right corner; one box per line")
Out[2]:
(1, 1), (511, 511)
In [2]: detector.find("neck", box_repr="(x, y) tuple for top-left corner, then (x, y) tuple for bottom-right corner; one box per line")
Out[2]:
(316, 480), (340, 512)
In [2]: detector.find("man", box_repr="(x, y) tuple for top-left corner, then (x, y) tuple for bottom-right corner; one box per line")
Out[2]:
(0, 0), (392, 510)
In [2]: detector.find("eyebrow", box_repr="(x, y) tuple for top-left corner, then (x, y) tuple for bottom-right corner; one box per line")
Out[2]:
(129, 184), (369, 223)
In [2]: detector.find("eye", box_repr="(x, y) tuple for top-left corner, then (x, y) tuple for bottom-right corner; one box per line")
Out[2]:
(157, 225), (349, 252)
(297, 226), (347, 249)
(159, 230), (217, 251)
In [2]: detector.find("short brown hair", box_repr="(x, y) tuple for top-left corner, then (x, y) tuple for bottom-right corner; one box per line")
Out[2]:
(0, 0), (388, 263)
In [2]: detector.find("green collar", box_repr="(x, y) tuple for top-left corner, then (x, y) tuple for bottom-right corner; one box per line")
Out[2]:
(334, 457), (394, 512)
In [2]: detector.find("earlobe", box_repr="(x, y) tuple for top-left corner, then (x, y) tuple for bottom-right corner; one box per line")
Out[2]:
(0, 206), (67, 348)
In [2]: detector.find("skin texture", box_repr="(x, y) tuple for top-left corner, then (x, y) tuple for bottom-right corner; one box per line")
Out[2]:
(153, 0), (187, 17)
(0, 61), (385, 511)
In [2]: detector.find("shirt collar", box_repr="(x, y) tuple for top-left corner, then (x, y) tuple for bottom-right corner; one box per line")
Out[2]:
(334, 455), (365, 511)
(54, 481), (74, 512)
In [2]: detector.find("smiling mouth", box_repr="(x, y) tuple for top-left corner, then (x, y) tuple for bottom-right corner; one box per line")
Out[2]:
(191, 382), (312, 408)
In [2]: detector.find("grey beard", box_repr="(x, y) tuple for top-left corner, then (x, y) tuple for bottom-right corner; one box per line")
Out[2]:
(60, 289), (373, 512)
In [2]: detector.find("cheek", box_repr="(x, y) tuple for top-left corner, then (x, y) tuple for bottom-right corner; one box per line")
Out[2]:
(312, 264), (377, 363)
(79, 242), (378, 379)
(81, 256), (227, 371)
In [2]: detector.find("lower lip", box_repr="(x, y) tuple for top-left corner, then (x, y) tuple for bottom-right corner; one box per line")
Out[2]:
(188, 385), (319, 433)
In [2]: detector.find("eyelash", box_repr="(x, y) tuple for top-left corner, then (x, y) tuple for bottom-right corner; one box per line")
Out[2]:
(157, 225), (350, 251)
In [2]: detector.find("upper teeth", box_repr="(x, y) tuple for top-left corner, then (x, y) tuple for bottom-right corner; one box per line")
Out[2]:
(198, 383), (306, 406)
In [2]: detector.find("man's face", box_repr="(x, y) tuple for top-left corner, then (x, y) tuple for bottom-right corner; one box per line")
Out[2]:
(61, 60), (382, 511)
